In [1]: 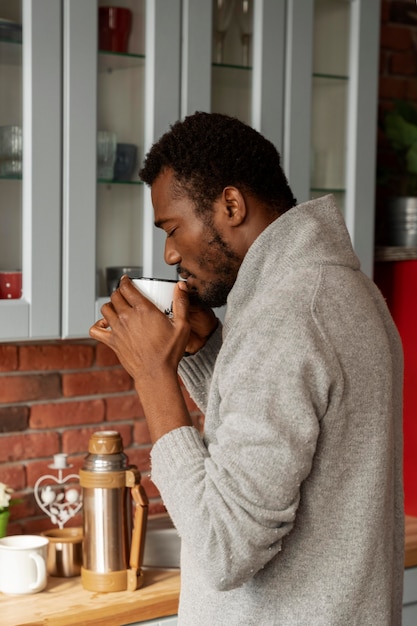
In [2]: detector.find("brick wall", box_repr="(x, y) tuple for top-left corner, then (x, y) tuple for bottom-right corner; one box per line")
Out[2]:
(0, 340), (204, 534)
(376, 0), (417, 242)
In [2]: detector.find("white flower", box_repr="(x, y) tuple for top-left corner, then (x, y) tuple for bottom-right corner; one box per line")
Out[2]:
(0, 482), (14, 511)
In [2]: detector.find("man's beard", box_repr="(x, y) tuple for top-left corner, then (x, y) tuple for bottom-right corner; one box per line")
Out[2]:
(177, 225), (240, 309)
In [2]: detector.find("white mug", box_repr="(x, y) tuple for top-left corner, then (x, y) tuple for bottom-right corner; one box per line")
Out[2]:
(0, 535), (49, 595)
(132, 278), (177, 316)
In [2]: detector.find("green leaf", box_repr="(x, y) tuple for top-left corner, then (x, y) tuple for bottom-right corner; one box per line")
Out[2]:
(406, 143), (417, 174)
(385, 113), (417, 151)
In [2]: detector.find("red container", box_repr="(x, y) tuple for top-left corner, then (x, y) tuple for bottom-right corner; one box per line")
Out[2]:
(99, 7), (132, 53)
(0, 271), (22, 299)
(374, 260), (417, 516)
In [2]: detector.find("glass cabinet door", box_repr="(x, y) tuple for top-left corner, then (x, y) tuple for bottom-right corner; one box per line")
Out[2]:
(285, 0), (380, 277)
(0, 0), (61, 340)
(310, 0), (351, 209)
(62, 0), (181, 338)
(181, 0), (285, 154)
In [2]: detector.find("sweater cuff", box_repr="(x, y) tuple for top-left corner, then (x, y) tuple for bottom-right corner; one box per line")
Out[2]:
(178, 322), (222, 386)
(151, 426), (208, 478)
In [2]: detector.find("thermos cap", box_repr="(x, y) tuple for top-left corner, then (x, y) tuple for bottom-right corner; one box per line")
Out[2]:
(88, 430), (123, 455)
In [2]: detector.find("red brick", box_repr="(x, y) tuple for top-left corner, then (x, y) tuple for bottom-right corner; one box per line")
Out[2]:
(0, 345), (18, 372)
(61, 423), (132, 455)
(0, 374), (61, 403)
(0, 406), (29, 432)
(30, 399), (105, 429)
(6, 520), (24, 536)
(106, 393), (144, 421)
(26, 458), (83, 489)
(381, 1), (390, 23)
(19, 342), (94, 371)
(133, 418), (151, 445)
(148, 502), (167, 516)
(126, 446), (152, 473)
(405, 79), (417, 99)
(379, 75), (407, 99)
(23, 513), (83, 536)
(379, 49), (391, 75)
(0, 464), (26, 490)
(380, 23), (413, 51)
(141, 474), (160, 499)
(390, 51), (417, 75)
(9, 494), (37, 521)
(95, 342), (120, 366)
(0, 431), (60, 463)
(62, 368), (132, 397)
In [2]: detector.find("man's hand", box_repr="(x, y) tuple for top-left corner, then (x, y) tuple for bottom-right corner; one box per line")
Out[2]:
(178, 281), (219, 355)
(89, 276), (190, 381)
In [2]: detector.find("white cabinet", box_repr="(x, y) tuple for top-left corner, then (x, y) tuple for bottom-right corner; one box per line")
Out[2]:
(0, 0), (180, 340)
(183, 0), (380, 278)
(288, 0), (380, 278)
(0, 0), (381, 341)
(0, 0), (61, 340)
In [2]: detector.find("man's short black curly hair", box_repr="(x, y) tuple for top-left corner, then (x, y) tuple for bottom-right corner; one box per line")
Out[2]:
(139, 111), (297, 218)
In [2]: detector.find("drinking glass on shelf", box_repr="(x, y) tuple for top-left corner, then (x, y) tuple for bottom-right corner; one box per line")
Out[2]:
(235, 0), (254, 67)
(212, 0), (236, 64)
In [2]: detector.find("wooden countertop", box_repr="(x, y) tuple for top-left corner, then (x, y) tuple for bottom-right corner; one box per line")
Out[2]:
(0, 568), (180, 626)
(405, 515), (417, 568)
(0, 517), (415, 625)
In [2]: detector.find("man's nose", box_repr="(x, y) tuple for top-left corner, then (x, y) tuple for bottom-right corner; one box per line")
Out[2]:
(164, 238), (181, 266)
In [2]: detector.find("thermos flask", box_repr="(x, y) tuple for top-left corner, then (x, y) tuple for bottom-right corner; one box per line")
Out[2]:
(79, 430), (148, 592)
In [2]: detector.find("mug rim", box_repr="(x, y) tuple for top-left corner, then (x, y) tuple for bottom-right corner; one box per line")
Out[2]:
(0, 534), (49, 549)
(135, 277), (178, 283)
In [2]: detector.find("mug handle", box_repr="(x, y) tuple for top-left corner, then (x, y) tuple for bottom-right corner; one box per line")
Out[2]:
(29, 551), (47, 592)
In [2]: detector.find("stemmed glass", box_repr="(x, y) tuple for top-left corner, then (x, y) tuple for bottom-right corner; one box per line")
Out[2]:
(213, 0), (236, 64)
(235, 0), (254, 67)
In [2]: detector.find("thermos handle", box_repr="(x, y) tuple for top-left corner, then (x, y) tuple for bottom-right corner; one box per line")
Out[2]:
(126, 469), (148, 591)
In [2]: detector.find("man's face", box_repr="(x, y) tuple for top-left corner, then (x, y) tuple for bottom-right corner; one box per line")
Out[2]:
(152, 168), (241, 308)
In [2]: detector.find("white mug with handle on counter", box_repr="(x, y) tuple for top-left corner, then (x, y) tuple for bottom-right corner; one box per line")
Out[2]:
(0, 535), (49, 594)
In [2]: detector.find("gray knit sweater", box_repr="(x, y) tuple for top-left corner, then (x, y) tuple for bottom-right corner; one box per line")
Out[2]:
(151, 195), (404, 625)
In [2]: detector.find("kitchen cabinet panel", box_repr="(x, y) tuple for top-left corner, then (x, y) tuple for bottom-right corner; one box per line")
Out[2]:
(0, 0), (381, 340)
(0, 0), (61, 340)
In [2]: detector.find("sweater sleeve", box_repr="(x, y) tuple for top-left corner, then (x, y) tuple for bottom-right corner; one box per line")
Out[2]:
(151, 284), (338, 591)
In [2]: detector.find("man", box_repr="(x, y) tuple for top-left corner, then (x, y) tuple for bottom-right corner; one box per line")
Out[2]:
(90, 112), (404, 625)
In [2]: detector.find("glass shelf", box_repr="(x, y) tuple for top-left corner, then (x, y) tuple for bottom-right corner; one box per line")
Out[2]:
(212, 61), (252, 72)
(0, 174), (22, 180)
(313, 72), (348, 81)
(97, 179), (143, 185)
(98, 50), (145, 72)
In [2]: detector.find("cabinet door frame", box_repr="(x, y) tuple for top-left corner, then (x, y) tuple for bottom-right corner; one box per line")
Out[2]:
(62, 0), (181, 338)
(181, 0), (286, 155)
(0, 0), (61, 340)
(284, 0), (380, 278)
(344, 0), (380, 278)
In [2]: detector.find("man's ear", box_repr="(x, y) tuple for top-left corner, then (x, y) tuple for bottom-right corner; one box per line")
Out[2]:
(222, 186), (246, 226)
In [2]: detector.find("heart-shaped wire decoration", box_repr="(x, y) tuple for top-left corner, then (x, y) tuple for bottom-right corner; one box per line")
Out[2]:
(34, 467), (82, 529)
